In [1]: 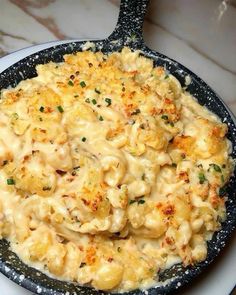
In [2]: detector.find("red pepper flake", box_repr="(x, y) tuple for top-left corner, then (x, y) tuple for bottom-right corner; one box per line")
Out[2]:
(107, 257), (113, 263)
(162, 204), (175, 215)
(165, 237), (173, 245)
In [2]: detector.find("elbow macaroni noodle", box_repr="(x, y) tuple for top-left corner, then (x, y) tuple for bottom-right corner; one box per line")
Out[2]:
(0, 47), (233, 292)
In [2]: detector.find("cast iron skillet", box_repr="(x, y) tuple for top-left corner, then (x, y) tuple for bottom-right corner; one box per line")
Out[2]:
(0, 0), (236, 294)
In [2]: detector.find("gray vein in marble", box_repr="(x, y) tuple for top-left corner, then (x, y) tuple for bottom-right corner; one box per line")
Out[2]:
(0, 30), (36, 45)
(10, 0), (66, 39)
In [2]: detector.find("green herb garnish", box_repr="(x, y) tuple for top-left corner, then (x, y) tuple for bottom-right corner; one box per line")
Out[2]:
(117, 247), (122, 253)
(219, 187), (226, 197)
(39, 106), (44, 112)
(138, 199), (145, 205)
(164, 75), (169, 79)
(85, 98), (90, 103)
(99, 116), (104, 121)
(42, 186), (51, 191)
(7, 178), (15, 185)
(91, 99), (97, 105)
(68, 80), (74, 86)
(80, 262), (86, 268)
(105, 98), (112, 106)
(131, 109), (141, 115)
(161, 115), (168, 120)
(221, 175), (225, 183)
(210, 163), (222, 173)
(57, 105), (64, 113)
(81, 137), (87, 142)
(12, 113), (19, 120)
(95, 88), (101, 94)
(80, 81), (86, 88)
(198, 172), (206, 184)
(129, 200), (136, 205)
(172, 163), (177, 168)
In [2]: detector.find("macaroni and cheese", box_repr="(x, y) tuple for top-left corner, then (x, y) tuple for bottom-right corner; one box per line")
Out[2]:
(0, 47), (233, 292)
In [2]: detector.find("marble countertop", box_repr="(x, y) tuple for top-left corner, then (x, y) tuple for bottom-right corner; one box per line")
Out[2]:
(0, 1), (236, 295)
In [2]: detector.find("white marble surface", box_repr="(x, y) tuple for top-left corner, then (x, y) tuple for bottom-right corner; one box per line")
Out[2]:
(0, 1), (236, 294)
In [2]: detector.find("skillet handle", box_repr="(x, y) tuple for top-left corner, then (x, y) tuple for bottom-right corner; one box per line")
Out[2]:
(108, 0), (150, 47)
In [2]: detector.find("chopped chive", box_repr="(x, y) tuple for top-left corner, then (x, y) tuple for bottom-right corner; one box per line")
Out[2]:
(99, 116), (104, 121)
(169, 122), (174, 127)
(141, 173), (145, 180)
(68, 80), (74, 86)
(12, 113), (19, 120)
(85, 98), (90, 103)
(161, 115), (168, 120)
(80, 262), (86, 268)
(80, 81), (86, 88)
(39, 106), (44, 112)
(74, 94), (79, 98)
(198, 172), (206, 184)
(210, 163), (222, 173)
(129, 200), (136, 205)
(172, 163), (177, 168)
(56, 170), (67, 176)
(71, 170), (77, 176)
(131, 109), (141, 115)
(81, 137), (87, 142)
(39, 117), (43, 121)
(91, 99), (97, 105)
(219, 187), (226, 197)
(138, 199), (145, 205)
(117, 247), (122, 253)
(57, 105), (64, 113)
(73, 166), (80, 170)
(128, 119), (135, 125)
(7, 178), (15, 185)
(221, 174), (225, 183)
(164, 75), (169, 79)
(95, 88), (101, 94)
(42, 186), (51, 191)
(105, 98), (112, 106)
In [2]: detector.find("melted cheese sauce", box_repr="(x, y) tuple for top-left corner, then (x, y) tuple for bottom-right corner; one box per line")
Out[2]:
(0, 47), (233, 292)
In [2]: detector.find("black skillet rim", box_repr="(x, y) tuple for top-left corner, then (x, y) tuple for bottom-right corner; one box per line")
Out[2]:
(0, 0), (236, 294)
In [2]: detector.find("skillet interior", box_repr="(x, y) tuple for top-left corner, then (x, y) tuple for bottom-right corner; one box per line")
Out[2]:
(0, 0), (236, 294)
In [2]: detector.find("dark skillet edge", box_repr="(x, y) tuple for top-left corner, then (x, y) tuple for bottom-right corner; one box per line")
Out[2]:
(0, 0), (236, 293)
